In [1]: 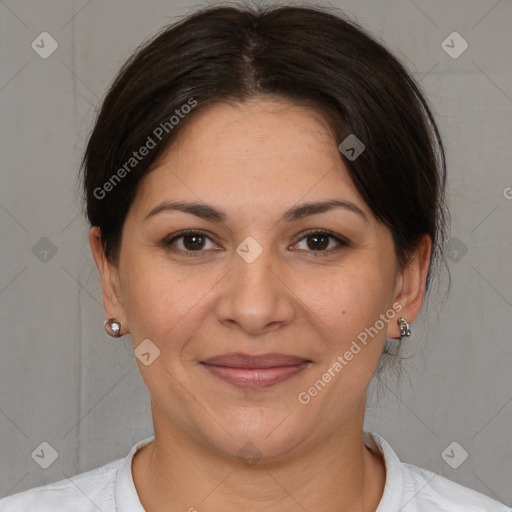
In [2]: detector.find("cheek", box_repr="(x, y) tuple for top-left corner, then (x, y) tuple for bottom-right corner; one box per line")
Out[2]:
(121, 255), (216, 343)
(301, 261), (393, 339)
(299, 269), (393, 406)
(119, 254), (173, 338)
(303, 271), (393, 409)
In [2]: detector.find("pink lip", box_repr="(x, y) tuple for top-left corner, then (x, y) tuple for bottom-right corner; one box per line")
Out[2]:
(202, 352), (310, 368)
(200, 352), (311, 389)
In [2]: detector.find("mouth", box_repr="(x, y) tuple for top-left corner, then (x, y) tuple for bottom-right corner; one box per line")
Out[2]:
(200, 352), (312, 389)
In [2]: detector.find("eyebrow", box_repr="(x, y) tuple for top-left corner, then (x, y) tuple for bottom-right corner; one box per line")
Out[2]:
(144, 199), (369, 224)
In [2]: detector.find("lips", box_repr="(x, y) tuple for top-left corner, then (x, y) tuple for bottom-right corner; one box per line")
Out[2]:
(201, 352), (310, 368)
(200, 352), (311, 389)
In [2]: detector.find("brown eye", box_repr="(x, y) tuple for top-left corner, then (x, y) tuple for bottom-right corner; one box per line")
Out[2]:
(162, 229), (348, 258)
(181, 233), (206, 251)
(293, 230), (348, 256)
(306, 233), (329, 250)
(162, 230), (216, 257)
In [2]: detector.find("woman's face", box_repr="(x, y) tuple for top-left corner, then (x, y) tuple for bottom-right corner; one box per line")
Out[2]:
(92, 98), (428, 460)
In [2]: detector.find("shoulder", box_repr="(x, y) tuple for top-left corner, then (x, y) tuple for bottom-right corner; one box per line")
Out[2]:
(366, 432), (511, 512)
(0, 458), (122, 512)
(400, 462), (511, 512)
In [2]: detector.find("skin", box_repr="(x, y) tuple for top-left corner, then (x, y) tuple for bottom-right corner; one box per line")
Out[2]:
(90, 97), (431, 512)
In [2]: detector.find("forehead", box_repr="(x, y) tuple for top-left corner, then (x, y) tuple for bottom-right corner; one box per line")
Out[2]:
(131, 98), (369, 220)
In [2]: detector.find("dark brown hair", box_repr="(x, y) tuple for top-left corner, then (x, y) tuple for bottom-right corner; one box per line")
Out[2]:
(80, 2), (449, 303)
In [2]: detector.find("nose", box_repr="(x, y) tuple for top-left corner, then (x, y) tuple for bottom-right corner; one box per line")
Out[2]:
(215, 241), (296, 336)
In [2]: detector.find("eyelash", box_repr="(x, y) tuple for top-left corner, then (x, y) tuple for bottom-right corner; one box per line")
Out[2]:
(161, 229), (349, 258)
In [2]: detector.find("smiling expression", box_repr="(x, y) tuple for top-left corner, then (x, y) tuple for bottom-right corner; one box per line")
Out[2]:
(93, 97), (423, 460)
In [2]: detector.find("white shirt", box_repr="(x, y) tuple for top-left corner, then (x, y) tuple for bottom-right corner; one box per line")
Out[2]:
(0, 432), (509, 511)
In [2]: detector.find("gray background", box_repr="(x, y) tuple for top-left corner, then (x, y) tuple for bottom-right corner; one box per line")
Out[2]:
(1, 0), (511, 506)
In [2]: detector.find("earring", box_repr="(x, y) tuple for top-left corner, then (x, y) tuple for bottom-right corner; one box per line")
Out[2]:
(397, 317), (411, 338)
(104, 317), (122, 338)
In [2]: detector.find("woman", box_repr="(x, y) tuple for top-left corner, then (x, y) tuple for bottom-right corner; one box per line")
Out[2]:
(1, 3), (509, 511)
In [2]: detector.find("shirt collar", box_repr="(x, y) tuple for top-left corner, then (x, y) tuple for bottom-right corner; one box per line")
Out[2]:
(364, 431), (404, 511)
(115, 435), (155, 512)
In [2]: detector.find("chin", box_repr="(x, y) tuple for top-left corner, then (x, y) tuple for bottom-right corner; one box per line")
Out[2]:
(198, 409), (307, 464)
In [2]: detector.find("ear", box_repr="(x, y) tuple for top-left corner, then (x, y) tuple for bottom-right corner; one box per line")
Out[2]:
(89, 226), (129, 336)
(387, 234), (432, 339)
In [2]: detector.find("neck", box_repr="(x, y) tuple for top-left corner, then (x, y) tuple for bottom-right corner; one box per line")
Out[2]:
(132, 407), (386, 512)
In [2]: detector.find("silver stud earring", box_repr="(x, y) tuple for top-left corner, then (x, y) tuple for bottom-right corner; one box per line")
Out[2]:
(104, 317), (122, 338)
(397, 317), (411, 338)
